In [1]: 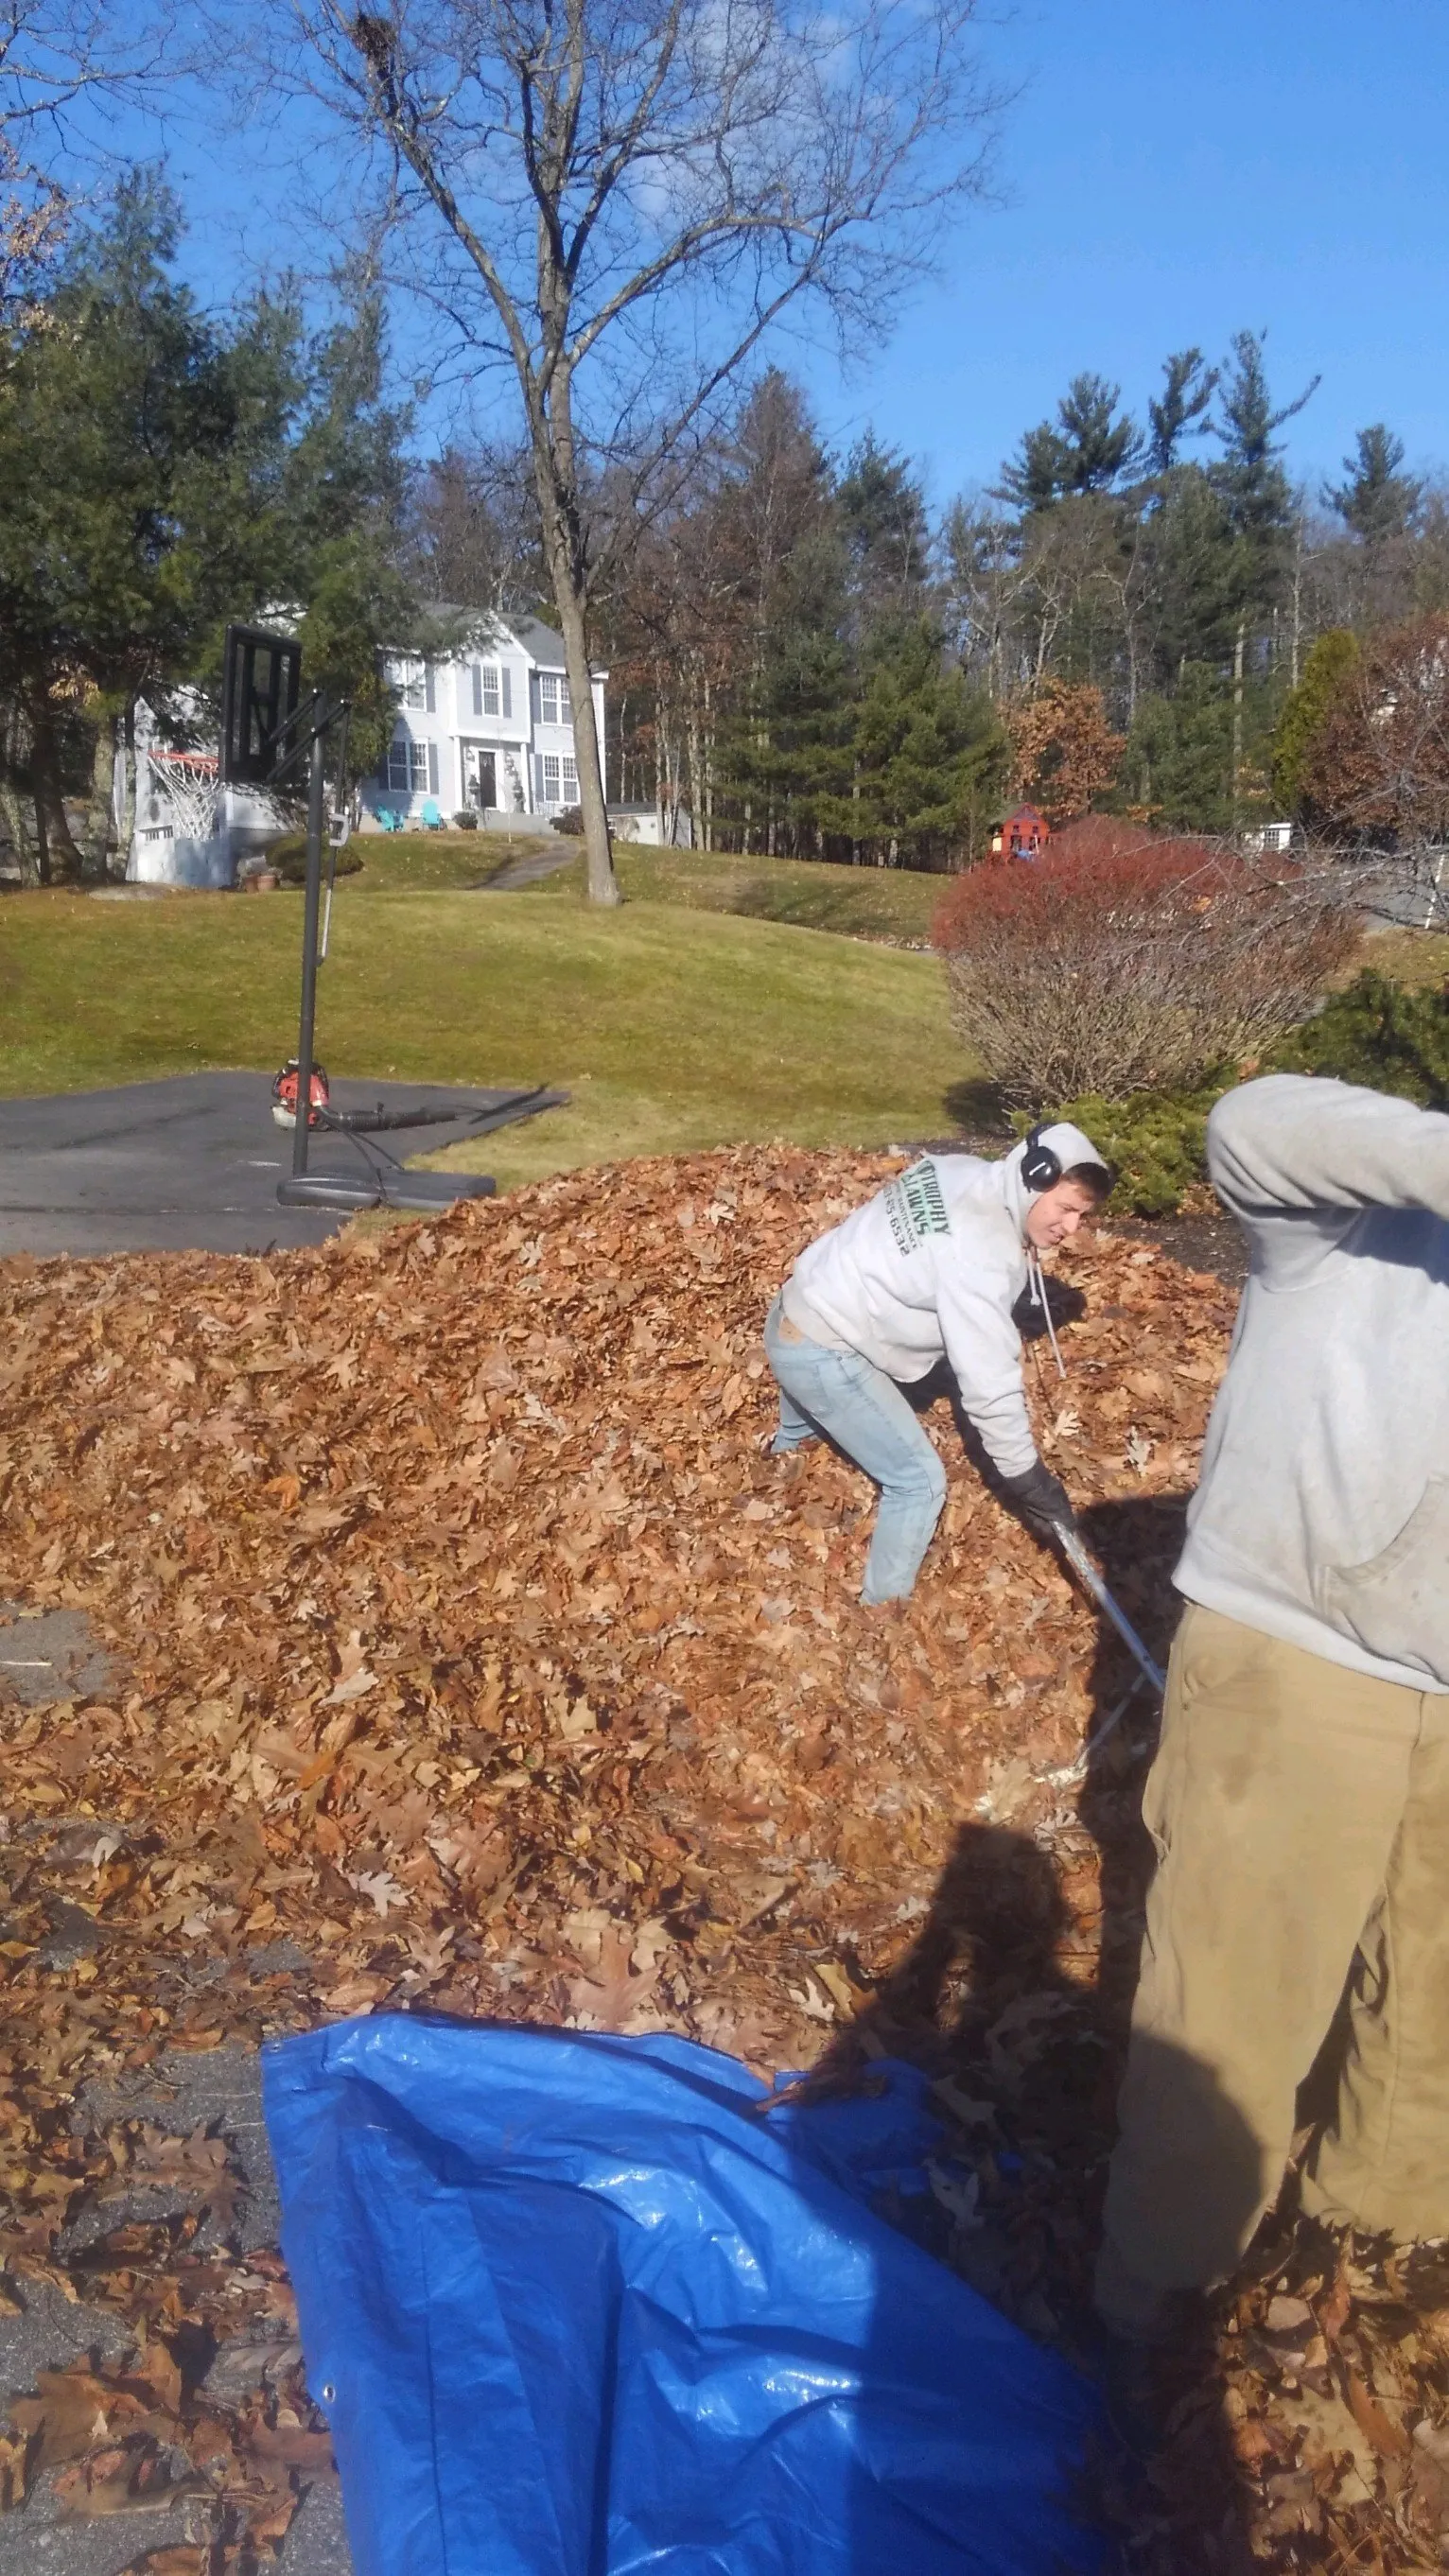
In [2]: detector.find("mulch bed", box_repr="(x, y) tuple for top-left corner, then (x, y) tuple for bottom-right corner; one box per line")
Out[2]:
(0, 1147), (1443, 2572)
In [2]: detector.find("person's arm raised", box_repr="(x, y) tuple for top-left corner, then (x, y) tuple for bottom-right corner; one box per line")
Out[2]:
(1208, 1075), (1449, 1222)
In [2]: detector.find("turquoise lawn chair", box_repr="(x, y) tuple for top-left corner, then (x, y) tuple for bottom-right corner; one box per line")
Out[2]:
(420, 798), (445, 831)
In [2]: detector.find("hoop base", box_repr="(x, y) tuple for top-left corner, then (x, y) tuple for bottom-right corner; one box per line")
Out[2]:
(276, 1172), (496, 1214)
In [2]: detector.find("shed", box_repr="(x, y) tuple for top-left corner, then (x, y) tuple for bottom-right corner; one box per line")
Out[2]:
(990, 804), (1049, 861)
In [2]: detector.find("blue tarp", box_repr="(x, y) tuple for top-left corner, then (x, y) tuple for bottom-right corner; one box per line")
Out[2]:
(263, 2016), (1105, 2576)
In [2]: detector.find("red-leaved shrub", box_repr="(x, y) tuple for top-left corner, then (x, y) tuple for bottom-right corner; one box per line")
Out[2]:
(934, 827), (1354, 1106)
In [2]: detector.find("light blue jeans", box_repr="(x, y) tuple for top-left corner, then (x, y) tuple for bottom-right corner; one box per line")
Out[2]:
(763, 1296), (948, 1603)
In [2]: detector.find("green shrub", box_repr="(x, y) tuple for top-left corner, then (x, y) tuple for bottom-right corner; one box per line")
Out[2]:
(267, 835), (365, 886)
(1030, 975), (1449, 1216)
(1267, 970), (1449, 1106)
(1019, 1083), (1230, 1216)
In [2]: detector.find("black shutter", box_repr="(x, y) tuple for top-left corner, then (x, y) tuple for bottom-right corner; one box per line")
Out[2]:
(501, 668), (512, 720)
(428, 743), (439, 796)
(425, 666), (436, 714)
(472, 664), (481, 716)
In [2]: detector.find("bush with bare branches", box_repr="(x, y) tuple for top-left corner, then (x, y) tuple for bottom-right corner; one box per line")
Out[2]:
(1301, 613), (1449, 859)
(933, 821), (1355, 1108)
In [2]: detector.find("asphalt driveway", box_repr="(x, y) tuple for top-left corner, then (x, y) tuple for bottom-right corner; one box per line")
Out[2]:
(0, 1072), (562, 1257)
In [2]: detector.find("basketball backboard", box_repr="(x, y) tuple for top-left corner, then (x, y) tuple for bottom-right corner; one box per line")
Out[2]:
(219, 625), (304, 785)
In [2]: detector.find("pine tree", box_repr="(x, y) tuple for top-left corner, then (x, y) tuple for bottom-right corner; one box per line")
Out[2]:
(837, 434), (931, 643)
(822, 618), (1006, 864)
(1210, 330), (1318, 606)
(0, 175), (413, 879)
(1146, 349), (1219, 474)
(995, 374), (1142, 512)
(1324, 426), (1423, 545)
(1271, 628), (1360, 811)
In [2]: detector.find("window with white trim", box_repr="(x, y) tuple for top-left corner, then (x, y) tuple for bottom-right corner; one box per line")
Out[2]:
(386, 735), (429, 792)
(391, 657), (426, 709)
(562, 757), (578, 801)
(542, 754), (561, 799)
(475, 663), (500, 717)
(539, 672), (572, 723)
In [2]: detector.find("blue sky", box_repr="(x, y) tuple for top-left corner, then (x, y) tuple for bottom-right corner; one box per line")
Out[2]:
(86, 0), (1448, 511)
(794, 0), (1449, 507)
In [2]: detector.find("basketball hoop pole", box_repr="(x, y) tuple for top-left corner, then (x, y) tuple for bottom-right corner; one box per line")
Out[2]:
(291, 707), (327, 1181)
(218, 621), (501, 1217)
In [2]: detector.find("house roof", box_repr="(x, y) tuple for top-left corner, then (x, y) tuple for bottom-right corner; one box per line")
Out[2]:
(415, 605), (604, 678)
(507, 614), (567, 668)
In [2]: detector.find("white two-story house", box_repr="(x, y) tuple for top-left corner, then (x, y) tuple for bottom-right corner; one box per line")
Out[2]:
(368, 613), (606, 829)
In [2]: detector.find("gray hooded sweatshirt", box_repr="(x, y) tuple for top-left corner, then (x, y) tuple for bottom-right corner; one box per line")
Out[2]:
(780, 1123), (1105, 1482)
(1177, 1074), (1449, 1693)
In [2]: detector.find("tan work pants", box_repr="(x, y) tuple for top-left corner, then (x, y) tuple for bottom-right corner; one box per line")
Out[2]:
(1097, 1603), (1449, 2327)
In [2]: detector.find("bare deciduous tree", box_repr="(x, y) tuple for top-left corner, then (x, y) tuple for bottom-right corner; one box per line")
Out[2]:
(249, 0), (1003, 901)
(0, 2), (174, 311)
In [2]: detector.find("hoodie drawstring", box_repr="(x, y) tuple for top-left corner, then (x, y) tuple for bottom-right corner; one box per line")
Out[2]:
(1028, 1250), (1067, 1381)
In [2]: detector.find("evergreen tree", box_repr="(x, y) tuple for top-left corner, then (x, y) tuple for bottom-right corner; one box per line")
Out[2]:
(0, 176), (413, 878)
(1324, 426), (1423, 544)
(0, 172), (253, 877)
(1118, 666), (1236, 832)
(1209, 329), (1318, 608)
(824, 618), (1006, 864)
(1271, 628), (1361, 812)
(1146, 349), (1218, 473)
(836, 434), (931, 642)
(995, 373), (1141, 512)
(1138, 465), (1241, 683)
(712, 374), (849, 853)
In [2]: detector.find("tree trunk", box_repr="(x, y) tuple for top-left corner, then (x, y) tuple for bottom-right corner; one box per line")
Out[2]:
(32, 785), (51, 886)
(29, 698), (82, 883)
(531, 373), (620, 906)
(82, 713), (120, 879)
(1289, 534), (1303, 694)
(116, 702), (137, 879)
(0, 697), (38, 885)
(1231, 620), (1246, 827)
(550, 577), (618, 903)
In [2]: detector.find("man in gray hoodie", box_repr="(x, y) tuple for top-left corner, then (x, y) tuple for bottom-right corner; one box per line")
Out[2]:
(765, 1123), (1111, 1602)
(1097, 1073), (1449, 2340)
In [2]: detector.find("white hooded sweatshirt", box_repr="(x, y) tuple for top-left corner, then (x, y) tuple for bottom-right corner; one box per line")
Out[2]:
(780, 1125), (1106, 1481)
(1178, 1074), (1449, 1693)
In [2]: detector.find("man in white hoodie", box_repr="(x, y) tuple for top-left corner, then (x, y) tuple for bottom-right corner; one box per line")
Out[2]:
(1097, 1073), (1449, 2342)
(764, 1123), (1112, 1603)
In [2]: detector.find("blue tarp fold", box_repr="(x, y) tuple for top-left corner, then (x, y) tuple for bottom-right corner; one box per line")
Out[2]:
(263, 2015), (1103, 2576)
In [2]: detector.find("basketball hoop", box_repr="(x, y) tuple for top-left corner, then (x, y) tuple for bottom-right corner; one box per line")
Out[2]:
(219, 626), (304, 786)
(216, 626), (496, 1216)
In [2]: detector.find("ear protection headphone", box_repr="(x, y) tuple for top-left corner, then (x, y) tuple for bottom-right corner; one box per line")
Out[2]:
(1021, 1123), (1062, 1192)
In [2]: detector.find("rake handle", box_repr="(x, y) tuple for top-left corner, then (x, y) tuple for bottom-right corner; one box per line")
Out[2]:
(1056, 1526), (1167, 1697)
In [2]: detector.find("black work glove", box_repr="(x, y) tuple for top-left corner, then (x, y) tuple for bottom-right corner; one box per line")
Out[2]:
(999, 1460), (1077, 1543)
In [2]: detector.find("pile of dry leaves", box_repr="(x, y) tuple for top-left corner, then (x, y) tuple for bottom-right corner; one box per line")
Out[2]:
(0, 1144), (1445, 2571)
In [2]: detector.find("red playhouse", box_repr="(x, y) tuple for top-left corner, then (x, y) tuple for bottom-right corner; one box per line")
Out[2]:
(990, 804), (1049, 861)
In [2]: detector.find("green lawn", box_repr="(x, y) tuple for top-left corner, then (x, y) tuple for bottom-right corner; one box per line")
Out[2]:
(314, 832), (546, 892)
(0, 879), (969, 1190)
(1354, 926), (1449, 987)
(332, 830), (946, 939)
(526, 842), (945, 940)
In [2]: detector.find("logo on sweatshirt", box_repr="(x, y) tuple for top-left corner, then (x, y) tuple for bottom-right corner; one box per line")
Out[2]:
(884, 1158), (951, 1257)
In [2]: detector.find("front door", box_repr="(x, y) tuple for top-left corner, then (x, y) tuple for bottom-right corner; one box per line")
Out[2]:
(463, 745), (497, 810)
